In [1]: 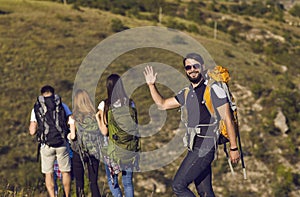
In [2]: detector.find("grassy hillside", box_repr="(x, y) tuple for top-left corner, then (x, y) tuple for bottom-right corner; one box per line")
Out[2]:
(0, 0), (300, 196)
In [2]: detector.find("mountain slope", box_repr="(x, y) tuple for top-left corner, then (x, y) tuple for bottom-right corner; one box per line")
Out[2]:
(0, 0), (299, 196)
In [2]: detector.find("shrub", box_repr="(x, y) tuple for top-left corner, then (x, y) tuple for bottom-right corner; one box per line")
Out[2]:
(110, 18), (128, 32)
(219, 4), (228, 13)
(289, 4), (300, 17)
(273, 165), (293, 196)
(111, 8), (126, 16)
(223, 49), (235, 58)
(186, 1), (206, 25)
(187, 24), (199, 34)
(207, 3), (218, 12)
(251, 83), (264, 99)
(162, 2), (180, 17)
(164, 19), (187, 31)
(263, 40), (284, 55)
(250, 40), (264, 54)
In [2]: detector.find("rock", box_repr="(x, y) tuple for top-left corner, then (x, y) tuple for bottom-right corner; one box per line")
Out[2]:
(253, 98), (263, 111)
(274, 109), (289, 134)
(281, 65), (288, 73)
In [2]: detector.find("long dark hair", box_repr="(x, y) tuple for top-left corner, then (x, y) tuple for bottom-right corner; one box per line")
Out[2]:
(103, 74), (129, 124)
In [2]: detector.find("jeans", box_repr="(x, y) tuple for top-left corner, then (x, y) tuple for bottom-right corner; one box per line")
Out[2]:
(72, 151), (101, 197)
(105, 164), (134, 197)
(172, 147), (215, 197)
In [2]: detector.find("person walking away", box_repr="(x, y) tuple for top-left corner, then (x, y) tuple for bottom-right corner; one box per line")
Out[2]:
(96, 74), (140, 197)
(68, 89), (104, 197)
(29, 85), (72, 197)
(143, 53), (240, 197)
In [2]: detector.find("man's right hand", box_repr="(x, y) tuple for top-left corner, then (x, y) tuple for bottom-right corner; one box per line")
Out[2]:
(143, 65), (157, 85)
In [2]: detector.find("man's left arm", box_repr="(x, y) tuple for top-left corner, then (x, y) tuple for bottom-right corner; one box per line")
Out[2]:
(211, 84), (240, 163)
(217, 103), (240, 163)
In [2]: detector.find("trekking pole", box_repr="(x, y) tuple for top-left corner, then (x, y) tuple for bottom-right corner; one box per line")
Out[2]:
(237, 131), (246, 179)
(224, 143), (235, 176)
(228, 157), (235, 175)
(236, 117), (247, 180)
(227, 154), (234, 176)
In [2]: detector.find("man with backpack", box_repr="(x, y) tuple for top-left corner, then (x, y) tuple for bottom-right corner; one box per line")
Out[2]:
(143, 53), (240, 197)
(29, 85), (72, 197)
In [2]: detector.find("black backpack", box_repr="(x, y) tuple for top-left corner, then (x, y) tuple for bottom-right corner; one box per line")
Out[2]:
(34, 94), (69, 147)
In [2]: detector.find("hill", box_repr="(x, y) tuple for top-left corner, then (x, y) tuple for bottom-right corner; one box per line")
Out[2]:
(0, 0), (300, 196)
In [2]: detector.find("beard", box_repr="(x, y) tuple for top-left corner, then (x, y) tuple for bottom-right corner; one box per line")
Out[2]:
(186, 71), (203, 84)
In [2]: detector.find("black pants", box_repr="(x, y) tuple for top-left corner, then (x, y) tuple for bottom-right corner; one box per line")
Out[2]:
(72, 151), (101, 197)
(172, 147), (215, 197)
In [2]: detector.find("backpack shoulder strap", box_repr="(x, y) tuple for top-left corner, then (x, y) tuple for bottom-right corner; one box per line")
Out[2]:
(183, 87), (189, 105)
(34, 96), (48, 143)
(204, 78), (217, 118)
(129, 99), (138, 123)
(107, 106), (113, 123)
(54, 94), (62, 108)
(181, 87), (190, 126)
(107, 106), (115, 139)
(36, 96), (47, 116)
(53, 94), (63, 132)
(220, 82), (237, 112)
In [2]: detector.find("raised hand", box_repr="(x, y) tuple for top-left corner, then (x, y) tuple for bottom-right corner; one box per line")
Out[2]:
(143, 65), (157, 85)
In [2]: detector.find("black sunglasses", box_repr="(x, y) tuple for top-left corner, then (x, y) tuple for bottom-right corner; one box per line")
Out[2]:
(184, 63), (201, 71)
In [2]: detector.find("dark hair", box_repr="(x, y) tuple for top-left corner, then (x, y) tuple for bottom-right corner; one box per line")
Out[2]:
(40, 85), (55, 94)
(183, 53), (204, 66)
(103, 74), (129, 124)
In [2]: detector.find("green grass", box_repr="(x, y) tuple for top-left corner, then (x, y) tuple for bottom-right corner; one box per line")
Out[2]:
(1, 0), (300, 196)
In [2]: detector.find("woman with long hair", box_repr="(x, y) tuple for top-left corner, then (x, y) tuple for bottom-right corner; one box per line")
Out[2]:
(68, 89), (103, 197)
(96, 74), (138, 197)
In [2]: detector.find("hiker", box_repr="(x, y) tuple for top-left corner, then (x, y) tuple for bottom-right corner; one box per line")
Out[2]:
(67, 89), (104, 197)
(96, 74), (139, 197)
(29, 85), (72, 197)
(143, 53), (240, 197)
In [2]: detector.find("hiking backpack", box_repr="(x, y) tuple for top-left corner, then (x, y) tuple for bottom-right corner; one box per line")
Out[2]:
(71, 116), (104, 165)
(106, 100), (140, 168)
(34, 94), (69, 147)
(205, 65), (237, 145)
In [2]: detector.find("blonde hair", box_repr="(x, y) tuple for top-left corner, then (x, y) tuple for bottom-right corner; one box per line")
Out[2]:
(73, 89), (96, 123)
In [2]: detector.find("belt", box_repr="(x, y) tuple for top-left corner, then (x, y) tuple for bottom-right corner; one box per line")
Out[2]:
(183, 121), (218, 151)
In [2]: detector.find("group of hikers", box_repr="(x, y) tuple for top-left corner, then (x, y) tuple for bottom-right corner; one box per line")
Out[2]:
(29, 52), (240, 197)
